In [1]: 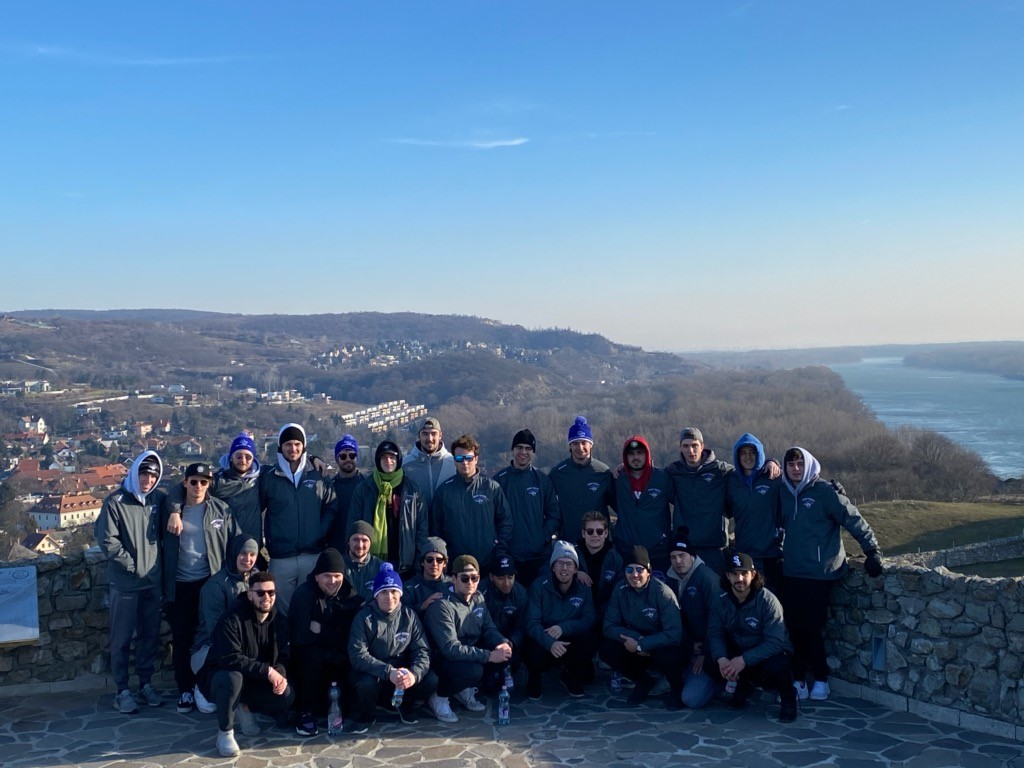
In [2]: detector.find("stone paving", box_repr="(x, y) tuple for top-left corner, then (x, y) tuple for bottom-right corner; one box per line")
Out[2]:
(2, 675), (1023, 768)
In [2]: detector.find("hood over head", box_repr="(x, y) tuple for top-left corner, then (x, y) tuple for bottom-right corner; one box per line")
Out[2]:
(123, 450), (163, 504)
(782, 446), (821, 496)
(732, 432), (766, 485)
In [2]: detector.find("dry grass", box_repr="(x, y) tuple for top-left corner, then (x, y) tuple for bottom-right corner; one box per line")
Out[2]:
(852, 499), (1024, 555)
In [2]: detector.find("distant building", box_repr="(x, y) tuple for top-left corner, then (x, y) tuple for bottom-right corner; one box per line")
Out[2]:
(28, 492), (104, 530)
(21, 532), (61, 555)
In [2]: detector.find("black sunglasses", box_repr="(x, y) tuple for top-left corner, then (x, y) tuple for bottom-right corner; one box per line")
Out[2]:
(457, 573), (480, 584)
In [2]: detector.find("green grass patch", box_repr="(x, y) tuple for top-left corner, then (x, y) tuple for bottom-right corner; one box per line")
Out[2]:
(854, 500), (1024, 555)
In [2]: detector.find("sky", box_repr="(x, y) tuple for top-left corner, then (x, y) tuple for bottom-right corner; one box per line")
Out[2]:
(2, 1), (1023, 352)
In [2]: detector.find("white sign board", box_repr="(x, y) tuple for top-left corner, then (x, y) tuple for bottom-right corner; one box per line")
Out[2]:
(0, 566), (40, 647)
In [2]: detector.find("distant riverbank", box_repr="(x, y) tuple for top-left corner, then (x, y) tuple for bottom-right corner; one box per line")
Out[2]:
(830, 358), (1024, 480)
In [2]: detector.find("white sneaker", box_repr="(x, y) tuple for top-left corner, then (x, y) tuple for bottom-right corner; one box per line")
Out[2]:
(216, 729), (240, 757)
(193, 685), (216, 714)
(809, 681), (831, 701)
(428, 693), (459, 723)
(454, 687), (486, 712)
(794, 681), (809, 700)
(234, 704), (261, 736)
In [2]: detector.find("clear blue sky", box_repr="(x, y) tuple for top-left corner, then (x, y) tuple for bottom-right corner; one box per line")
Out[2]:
(2, 1), (1022, 350)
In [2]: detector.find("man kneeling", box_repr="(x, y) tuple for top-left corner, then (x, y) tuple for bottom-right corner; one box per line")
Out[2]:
(208, 571), (294, 757)
(708, 551), (797, 723)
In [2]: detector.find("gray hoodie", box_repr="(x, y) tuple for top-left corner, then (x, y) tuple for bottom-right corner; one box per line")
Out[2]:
(404, 442), (455, 511)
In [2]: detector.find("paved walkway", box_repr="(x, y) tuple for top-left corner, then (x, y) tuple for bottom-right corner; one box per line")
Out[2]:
(2, 677), (1023, 768)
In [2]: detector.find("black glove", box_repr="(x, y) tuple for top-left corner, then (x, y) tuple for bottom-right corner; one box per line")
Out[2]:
(830, 478), (847, 497)
(864, 549), (884, 578)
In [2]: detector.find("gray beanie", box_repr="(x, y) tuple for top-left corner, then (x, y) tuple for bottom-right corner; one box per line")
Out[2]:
(550, 540), (579, 568)
(423, 536), (448, 560)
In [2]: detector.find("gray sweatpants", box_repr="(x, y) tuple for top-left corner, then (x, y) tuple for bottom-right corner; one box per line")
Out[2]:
(109, 585), (162, 691)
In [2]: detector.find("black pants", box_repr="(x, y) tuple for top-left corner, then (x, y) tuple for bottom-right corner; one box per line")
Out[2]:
(782, 576), (834, 681)
(432, 656), (508, 697)
(166, 577), (208, 694)
(598, 638), (684, 694)
(291, 644), (350, 715)
(710, 645), (794, 700)
(351, 668), (438, 721)
(211, 669), (294, 732)
(523, 633), (597, 682)
(755, 557), (784, 597)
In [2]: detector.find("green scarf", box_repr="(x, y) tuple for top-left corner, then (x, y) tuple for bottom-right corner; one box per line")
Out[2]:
(371, 467), (403, 559)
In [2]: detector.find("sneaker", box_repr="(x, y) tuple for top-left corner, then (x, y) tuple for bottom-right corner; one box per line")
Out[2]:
(527, 674), (543, 701)
(809, 680), (831, 701)
(398, 706), (419, 725)
(793, 680), (809, 700)
(349, 718), (373, 734)
(114, 689), (139, 714)
(138, 683), (164, 708)
(193, 685), (216, 714)
(626, 677), (654, 706)
(454, 687), (486, 712)
(610, 672), (635, 691)
(295, 711), (318, 737)
(648, 676), (670, 697)
(560, 671), (585, 698)
(216, 729), (240, 758)
(428, 693), (459, 723)
(235, 704), (261, 736)
(176, 691), (195, 714)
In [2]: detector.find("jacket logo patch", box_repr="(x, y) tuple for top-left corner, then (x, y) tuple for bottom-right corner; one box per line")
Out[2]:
(503, 606), (518, 616)
(570, 596), (583, 608)
(586, 482), (601, 492)
(302, 479), (318, 489)
(473, 607), (485, 619)
(647, 488), (662, 499)
(802, 498), (815, 508)
(701, 473), (714, 484)
(686, 586), (697, 597)
(642, 607), (658, 620)
(603, 570), (616, 582)
(472, 494), (489, 504)
(526, 486), (539, 497)
(211, 518), (224, 529)
(745, 617), (760, 630)
(756, 485), (769, 495)
(395, 631), (410, 645)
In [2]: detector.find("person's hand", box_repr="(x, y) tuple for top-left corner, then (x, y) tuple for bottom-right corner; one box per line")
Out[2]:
(310, 455), (329, 474)
(576, 571), (593, 587)
(309, 620), (321, 635)
(421, 592), (443, 611)
(611, 462), (625, 479)
(691, 650), (704, 675)
(268, 667), (287, 695)
(550, 640), (570, 658)
(621, 635), (639, 654)
(830, 478), (847, 497)
(544, 625), (563, 639)
(864, 549), (884, 578)
(718, 655), (746, 679)
(488, 645), (512, 663)
(166, 511), (183, 536)
(765, 460), (781, 480)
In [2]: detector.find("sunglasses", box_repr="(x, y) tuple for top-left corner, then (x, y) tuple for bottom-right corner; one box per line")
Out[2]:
(423, 556), (446, 564)
(553, 560), (576, 569)
(584, 527), (606, 535)
(188, 478), (210, 487)
(233, 454), (254, 462)
(624, 565), (648, 575)
(453, 454), (476, 463)
(457, 573), (481, 584)
(337, 452), (357, 460)
(251, 589), (276, 597)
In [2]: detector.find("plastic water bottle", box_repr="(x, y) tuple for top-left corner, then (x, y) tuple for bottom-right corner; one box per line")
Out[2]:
(503, 665), (514, 691)
(610, 673), (624, 693)
(327, 682), (343, 737)
(497, 685), (511, 726)
(725, 680), (737, 695)
(391, 671), (405, 709)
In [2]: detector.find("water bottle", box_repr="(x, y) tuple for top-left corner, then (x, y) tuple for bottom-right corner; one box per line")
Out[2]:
(503, 665), (514, 691)
(497, 685), (511, 726)
(610, 673), (623, 693)
(327, 682), (343, 737)
(725, 680), (737, 695)
(391, 670), (405, 709)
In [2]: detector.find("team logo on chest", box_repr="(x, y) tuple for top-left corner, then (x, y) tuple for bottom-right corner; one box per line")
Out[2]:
(395, 632), (410, 645)
(473, 607), (485, 619)
(745, 617), (760, 630)
(756, 485), (769, 495)
(586, 482), (601, 492)
(472, 494), (489, 504)
(701, 473), (714, 484)
(526, 486), (539, 497)
(642, 607), (658, 620)
(211, 518), (224, 529)
(570, 596), (584, 608)
(647, 488), (662, 499)
(802, 498), (815, 508)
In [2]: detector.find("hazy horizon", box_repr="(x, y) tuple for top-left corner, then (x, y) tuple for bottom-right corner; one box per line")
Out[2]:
(3, 2), (1022, 349)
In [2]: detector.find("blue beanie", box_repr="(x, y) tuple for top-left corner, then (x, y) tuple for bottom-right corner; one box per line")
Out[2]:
(334, 434), (359, 459)
(373, 562), (404, 597)
(229, 432), (257, 457)
(567, 416), (593, 445)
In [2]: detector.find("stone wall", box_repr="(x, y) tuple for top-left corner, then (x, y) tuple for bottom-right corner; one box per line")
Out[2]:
(0, 551), (169, 688)
(886, 533), (1024, 570)
(829, 562), (1024, 728)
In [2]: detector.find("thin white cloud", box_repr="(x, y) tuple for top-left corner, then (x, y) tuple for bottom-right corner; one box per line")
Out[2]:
(832, 105), (853, 112)
(5, 42), (244, 66)
(393, 137), (529, 149)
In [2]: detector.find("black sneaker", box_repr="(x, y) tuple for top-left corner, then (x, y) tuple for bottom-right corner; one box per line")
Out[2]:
(176, 691), (195, 714)
(779, 701), (798, 723)
(349, 718), (373, 734)
(295, 711), (318, 737)
(398, 706), (419, 725)
(560, 671), (585, 698)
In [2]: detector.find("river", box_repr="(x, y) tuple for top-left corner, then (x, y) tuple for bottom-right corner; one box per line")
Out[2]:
(829, 357), (1024, 480)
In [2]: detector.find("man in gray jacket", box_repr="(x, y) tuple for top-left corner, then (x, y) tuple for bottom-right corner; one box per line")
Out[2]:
(95, 450), (166, 714)
(404, 417), (455, 512)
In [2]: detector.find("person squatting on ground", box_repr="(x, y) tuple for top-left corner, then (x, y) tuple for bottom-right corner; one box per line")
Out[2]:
(348, 563), (440, 730)
(708, 550), (797, 723)
(208, 571), (295, 757)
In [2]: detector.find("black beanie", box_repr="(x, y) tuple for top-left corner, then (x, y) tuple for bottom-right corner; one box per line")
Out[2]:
(313, 547), (346, 575)
(629, 545), (651, 570)
(511, 429), (536, 451)
(279, 423), (306, 448)
(375, 440), (403, 471)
